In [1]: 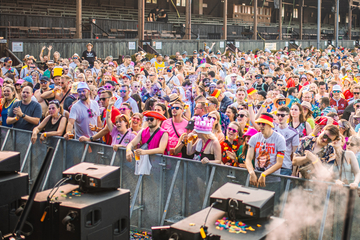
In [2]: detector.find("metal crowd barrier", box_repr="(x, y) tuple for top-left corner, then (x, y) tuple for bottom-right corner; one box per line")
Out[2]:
(1, 126), (360, 239)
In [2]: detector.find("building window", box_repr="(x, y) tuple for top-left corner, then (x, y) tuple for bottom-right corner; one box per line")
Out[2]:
(176, 0), (180, 6)
(282, 7), (284, 18)
(293, 8), (298, 18)
(181, 0), (186, 6)
(146, 0), (151, 3)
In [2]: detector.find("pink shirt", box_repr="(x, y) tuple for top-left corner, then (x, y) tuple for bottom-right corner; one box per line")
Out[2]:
(161, 118), (188, 157)
(110, 128), (136, 147)
(141, 127), (168, 154)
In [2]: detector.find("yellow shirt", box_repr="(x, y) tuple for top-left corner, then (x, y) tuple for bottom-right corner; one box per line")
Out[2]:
(154, 61), (165, 74)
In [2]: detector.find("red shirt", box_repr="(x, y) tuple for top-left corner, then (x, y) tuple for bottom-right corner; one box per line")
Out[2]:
(329, 98), (348, 115)
(286, 77), (295, 88)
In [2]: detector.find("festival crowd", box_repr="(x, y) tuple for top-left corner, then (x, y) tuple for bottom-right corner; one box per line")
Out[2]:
(1, 42), (360, 188)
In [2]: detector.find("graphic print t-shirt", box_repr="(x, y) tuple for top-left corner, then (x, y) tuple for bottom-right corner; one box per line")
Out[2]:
(248, 131), (286, 175)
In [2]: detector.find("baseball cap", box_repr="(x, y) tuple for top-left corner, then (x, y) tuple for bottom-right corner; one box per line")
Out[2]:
(4, 57), (12, 63)
(185, 120), (195, 130)
(332, 85), (341, 91)
(40, 76), (50, 82)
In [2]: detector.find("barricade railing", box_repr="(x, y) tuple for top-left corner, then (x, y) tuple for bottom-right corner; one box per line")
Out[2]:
(1, 126), (359, 239)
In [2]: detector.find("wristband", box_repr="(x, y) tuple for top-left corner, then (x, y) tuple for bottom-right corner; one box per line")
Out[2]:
(312, 159), (319, 165)
(15, 117), (19, 121)
(52, 90), (54, 93)
(248, 104), (253, 107)
(261, 173), (266, 178)
(44, 132), (47, 138)
(107, 109), (111, 112)
(261, 104), (266, 108)
(311, 133), (316, 137)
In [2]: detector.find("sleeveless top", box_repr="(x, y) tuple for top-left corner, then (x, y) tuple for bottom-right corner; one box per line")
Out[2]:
(1, 98), (16, 127)
(154, 61), (165, 73)
(193, 139), (215, 161)
(333, 151), (354, 183)
(289, 121), (307, 138)
(43, 116), (64, 134)
(141, 127), (169, 154)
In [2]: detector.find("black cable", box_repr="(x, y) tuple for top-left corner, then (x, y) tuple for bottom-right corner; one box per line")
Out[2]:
(204, 202), (218, 227)
(47, 177), (70, 201)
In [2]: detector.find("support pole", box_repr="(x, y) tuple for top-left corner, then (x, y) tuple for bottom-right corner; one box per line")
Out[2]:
(253, 0), (258, 40)
(138, 0), (145, 42)
(317, 0), (321, 49)
(336, 0), (339, 47)
(75, 0), (82, 39)
(300, 0), (303, 40)
(223, 0), (227, 40)
(349, 0), (352, 40)
(185, 0), (191, 39)
(279, 0), (282, 40)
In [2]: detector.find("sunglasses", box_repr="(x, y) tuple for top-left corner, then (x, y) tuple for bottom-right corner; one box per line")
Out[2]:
(134, 69), (140, 71)
(132, 117), (141, 121)
(277, 84), (283, 86)
(99, 97), (109, 101)
(87, 108), (94, 118)
(354, 92), (360, 95)
(322, 133), (333, 143)
(119, 90), (127, 93)
(149, 75), (155, 77)
(40, 81), (48, 84)
(277, 100), (286, 105)
(228, 127), (238, 133)
(87, 81), (93, 84)
(236, 84), (242, 87)
(171, 106), (182, 110)
(258, 122), (267, 126)
(333, 90), (341, 93)
(346, 142), (357, 147)
(245, 82), (250, 85)
(104, 86), (112, 89)
(120, 108), (129, 111)
(158, 78), (164, 80)
(146, 117), (155, 122)
(208, 116), (217, 121)
(238, 107), (245, 111)
(276, 113), (287, 118)
(238, 114), (246, 118)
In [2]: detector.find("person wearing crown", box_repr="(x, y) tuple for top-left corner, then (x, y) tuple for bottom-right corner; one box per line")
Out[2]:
(187, 116), (221, 164)
(244, 113), (286, 187)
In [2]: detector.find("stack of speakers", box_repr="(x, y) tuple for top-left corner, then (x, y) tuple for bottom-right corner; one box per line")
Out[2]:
(0, 151), (29, 235)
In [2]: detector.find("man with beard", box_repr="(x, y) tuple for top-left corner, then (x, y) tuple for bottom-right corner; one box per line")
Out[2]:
(245, 113), (286, 187)
(7, 86), (42, 130)
(41, 75), (71, 105)
(161, 100), (188, 157)
(114, 85), (139, 113)
(34, 76), (52, 119)
(64, 82), (101, 140)
(126, 111), (169, 162)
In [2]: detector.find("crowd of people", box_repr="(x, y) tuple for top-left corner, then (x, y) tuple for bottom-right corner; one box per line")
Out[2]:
(1, 42), (360, 188)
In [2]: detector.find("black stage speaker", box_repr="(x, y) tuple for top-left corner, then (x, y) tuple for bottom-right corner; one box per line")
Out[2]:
(62, 163), (120, 191)
(0, 151), (20, 173)
(21, 184), (130, 240)
(209, 183), (274, 220)
(169, 207), (285, 240)
(0, 173), (28, 235)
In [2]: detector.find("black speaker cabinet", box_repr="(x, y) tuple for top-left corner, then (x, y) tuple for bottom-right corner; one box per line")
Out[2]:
(0, 173), (28, 235)
(21, 184), (130, 240)
(0, 151), (20, 173)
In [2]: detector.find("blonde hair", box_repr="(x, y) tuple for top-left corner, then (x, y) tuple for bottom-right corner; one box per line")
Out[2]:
(209, 111), (222, 134)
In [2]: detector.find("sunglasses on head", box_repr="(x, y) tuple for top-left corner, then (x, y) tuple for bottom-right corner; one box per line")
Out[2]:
(228, 127), (238, 133)
(171, 106), (182, 110)
(146, 117), (155, 122)
(276, 113), (287, 118)
(49, 100), (60, 107)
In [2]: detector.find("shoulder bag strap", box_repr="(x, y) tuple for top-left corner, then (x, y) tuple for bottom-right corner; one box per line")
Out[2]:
(171, 119), (180, 138)
(60, 88), (71, 104)
(166, 75), (174, 85)
(146, 127), (161, 145)
(118, 130), (129, 145)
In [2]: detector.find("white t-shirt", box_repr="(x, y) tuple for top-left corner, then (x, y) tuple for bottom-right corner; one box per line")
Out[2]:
(69, 100), (100, 139)
(248, 131), (286, 175)
(114, 97), (139, 113)
(274, 125), (299, 169)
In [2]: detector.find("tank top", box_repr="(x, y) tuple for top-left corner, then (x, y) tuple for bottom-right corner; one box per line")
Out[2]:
(141, 127), (169, 154)
(43, 115), (65, 134)
(1, 98), (16, 127)
(193, 139), (215, 161)
(154, 61), (165, 74)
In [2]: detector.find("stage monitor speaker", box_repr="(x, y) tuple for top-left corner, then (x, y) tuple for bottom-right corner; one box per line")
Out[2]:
(21, 184), (130, 240)
(0, 173), (28, 235)
(0, 151), (20, 173)
(210, 183), (274, 220)
(63, 163), (120, 191)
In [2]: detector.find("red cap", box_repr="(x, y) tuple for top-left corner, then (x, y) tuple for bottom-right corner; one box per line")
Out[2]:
(143, 111), (167, 121)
